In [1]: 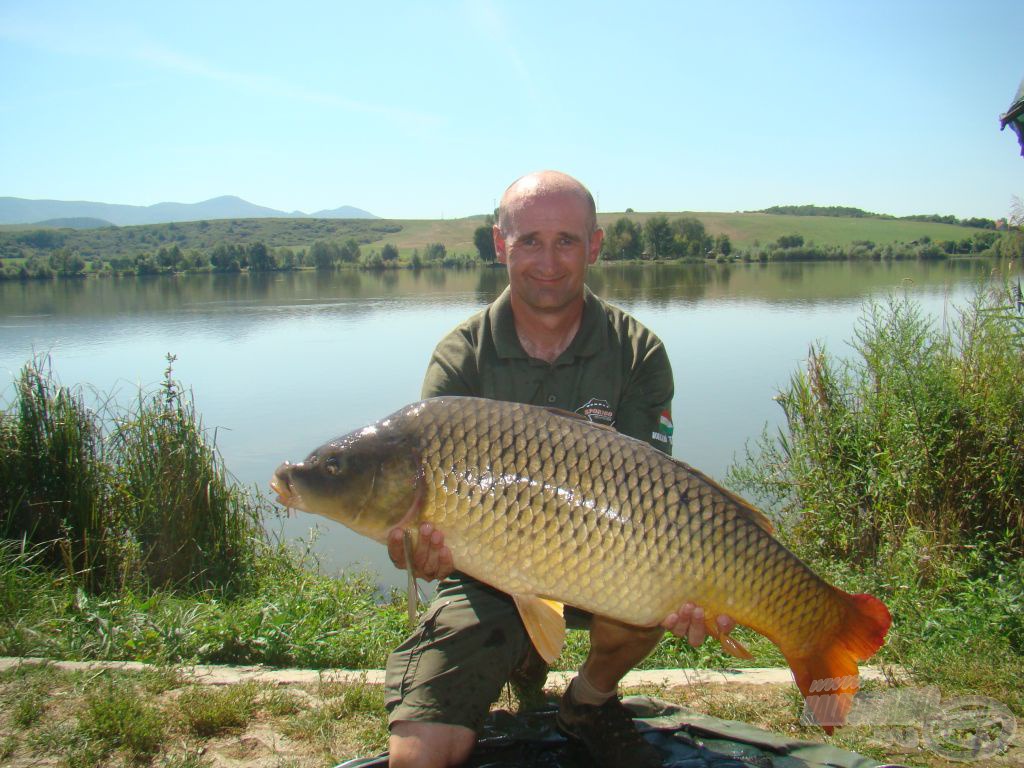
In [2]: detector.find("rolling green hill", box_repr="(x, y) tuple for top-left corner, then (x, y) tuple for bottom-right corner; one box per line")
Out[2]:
(616, 211), (989, 249)
(0, 210), (1000, 264)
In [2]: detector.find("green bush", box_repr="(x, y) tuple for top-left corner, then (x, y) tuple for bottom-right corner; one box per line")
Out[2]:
(730, 270), (1024, 568)
(0, 355), (267, 594)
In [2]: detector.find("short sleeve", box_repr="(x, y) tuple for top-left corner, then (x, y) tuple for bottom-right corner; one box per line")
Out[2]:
(615, 339), (674, 454)
(421, 328), (479, 399)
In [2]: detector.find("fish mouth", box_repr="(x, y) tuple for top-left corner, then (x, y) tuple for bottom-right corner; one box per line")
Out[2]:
(271, 463), (303, 509)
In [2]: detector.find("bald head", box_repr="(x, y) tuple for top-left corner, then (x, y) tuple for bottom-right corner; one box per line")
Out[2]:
(498, 170), (598, 236)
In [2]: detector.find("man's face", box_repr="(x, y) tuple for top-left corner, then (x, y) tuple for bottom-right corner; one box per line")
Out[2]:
(494, 190), (603, 314)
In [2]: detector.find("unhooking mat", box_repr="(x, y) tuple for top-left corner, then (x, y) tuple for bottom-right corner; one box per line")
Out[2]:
(334, 695), (885, 767)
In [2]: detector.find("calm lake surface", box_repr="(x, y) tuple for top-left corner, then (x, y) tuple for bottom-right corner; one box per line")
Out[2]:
(0, 259), (1010, 586)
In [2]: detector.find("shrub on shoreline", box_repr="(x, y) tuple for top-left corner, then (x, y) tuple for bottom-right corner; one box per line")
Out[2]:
(729, 271), (1024, 564)
(0, 355), (266, 594)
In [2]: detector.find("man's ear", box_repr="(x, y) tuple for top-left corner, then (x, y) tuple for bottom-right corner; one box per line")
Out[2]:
(588, 228), (604, 265)
(493, 224), (508, 264)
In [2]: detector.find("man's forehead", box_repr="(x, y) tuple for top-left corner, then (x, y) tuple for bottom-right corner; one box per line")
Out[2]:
(503, 189), (589, 227)
(507, 184), (575, 205)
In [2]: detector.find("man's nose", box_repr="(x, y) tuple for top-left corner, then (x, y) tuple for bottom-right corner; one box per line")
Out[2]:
(537, 241), (560, 267)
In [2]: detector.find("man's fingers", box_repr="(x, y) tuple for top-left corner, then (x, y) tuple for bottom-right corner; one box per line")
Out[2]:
(387, 529), (407, 568)
(717, 614), (736, 636)
(409, 524), (434, 573)
(436, 546), (454, 580)
(687, 606), (706, 647)
(663, 602), (736, 647)
(421, 542), (441, 579)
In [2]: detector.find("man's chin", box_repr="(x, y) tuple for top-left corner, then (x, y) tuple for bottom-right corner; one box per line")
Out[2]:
(516, 282), (583, 308)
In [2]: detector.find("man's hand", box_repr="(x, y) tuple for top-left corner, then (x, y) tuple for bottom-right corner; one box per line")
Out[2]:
(662, 602), (736, 647)
(387, 523), (454, 581)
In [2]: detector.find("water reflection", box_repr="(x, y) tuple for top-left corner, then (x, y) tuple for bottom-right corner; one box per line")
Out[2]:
(3, 259), (1006, 321)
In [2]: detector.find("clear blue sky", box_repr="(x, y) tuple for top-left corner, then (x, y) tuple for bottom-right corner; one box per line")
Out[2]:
(2, 1), (1021, 220)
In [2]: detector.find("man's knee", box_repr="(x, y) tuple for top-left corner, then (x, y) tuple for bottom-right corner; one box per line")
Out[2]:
(389, 720), (476, 768)
(589, 616), (663, 655)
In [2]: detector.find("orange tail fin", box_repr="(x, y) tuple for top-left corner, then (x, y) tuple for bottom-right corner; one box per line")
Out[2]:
(783, 591), (891, 733)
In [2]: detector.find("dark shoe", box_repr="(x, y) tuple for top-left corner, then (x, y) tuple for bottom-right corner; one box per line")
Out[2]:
(556, 684), (662, 768)
(509, 643), (553, 712)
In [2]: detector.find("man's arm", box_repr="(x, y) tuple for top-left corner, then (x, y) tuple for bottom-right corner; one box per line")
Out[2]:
(420, 330), (479, 399)
(614, 339), (674, 453)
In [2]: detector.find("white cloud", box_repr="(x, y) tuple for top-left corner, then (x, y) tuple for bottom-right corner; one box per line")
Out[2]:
(0, 13), (442, 128)
(464, 0), (536, 99)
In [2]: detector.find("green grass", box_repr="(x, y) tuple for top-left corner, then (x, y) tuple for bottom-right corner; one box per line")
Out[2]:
(283, 680), (389, 760)
(177, 681), (260, 736)
(4, 663), (1013, 766)
(0, 535), (410, 667)
(79, 677), (167, 759)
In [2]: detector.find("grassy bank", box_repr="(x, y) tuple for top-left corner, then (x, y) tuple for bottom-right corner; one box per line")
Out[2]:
(0, 662), (933, 767)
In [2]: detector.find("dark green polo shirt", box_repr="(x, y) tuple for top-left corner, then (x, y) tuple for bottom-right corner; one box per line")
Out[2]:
(421, 285), (675, 452)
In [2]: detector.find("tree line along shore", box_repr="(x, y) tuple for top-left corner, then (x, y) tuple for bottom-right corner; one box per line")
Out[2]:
(1, 205), (1019, 280)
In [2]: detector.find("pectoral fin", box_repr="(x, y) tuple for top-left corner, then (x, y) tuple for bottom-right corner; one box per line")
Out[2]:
(705, 616), (753, 659)
(512, 594), (566, 664)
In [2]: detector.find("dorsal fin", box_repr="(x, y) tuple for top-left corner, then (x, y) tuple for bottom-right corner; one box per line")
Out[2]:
(668, 455), (774, 535)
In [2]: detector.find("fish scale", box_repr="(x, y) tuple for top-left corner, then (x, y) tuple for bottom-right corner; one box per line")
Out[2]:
(416, 397), (807, 631)
(272, 395), (891, 730)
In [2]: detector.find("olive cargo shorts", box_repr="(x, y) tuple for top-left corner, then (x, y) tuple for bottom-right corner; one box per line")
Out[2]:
(384, 574), (589, 732)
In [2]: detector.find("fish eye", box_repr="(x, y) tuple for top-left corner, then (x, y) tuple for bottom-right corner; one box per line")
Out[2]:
(324, 456), (341, 475)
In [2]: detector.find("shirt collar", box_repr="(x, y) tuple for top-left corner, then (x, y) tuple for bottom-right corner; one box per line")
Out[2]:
(489, 284), (608, 363)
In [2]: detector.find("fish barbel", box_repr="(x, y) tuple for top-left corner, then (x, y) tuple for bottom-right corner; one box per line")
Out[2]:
(271, 396), (890, 730)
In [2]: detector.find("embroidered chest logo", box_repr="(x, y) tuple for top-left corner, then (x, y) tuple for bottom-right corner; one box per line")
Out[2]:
(575, 397), (615, 426)
(652, 409), (673, 445)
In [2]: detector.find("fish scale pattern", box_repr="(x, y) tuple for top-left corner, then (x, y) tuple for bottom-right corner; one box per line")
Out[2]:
(403, 397), (843, 648)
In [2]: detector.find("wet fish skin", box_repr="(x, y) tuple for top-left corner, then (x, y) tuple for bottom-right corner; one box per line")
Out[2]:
(271, 396), (891, 730)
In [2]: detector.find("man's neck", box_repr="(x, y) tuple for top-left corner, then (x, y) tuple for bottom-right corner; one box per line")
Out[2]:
(510, 294), (585, 364)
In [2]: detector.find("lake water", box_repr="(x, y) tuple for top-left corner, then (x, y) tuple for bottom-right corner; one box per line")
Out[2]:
(0, 259), (1009, 586)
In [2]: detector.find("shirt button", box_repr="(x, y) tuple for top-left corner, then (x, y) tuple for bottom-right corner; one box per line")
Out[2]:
(547, 395), (556, 403)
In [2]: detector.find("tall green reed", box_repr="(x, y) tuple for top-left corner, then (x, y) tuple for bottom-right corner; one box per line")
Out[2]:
(0, 354), (267, 594)
(107, 355), (265, 591)
(0, 356), (108, 588)
(729, 266), (1024, 571)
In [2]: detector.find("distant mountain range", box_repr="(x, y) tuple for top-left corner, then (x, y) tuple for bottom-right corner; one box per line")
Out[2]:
(0, 196), (377, 227)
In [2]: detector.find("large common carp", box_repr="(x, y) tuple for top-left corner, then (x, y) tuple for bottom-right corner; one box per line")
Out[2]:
(271, 397), (890, 730)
